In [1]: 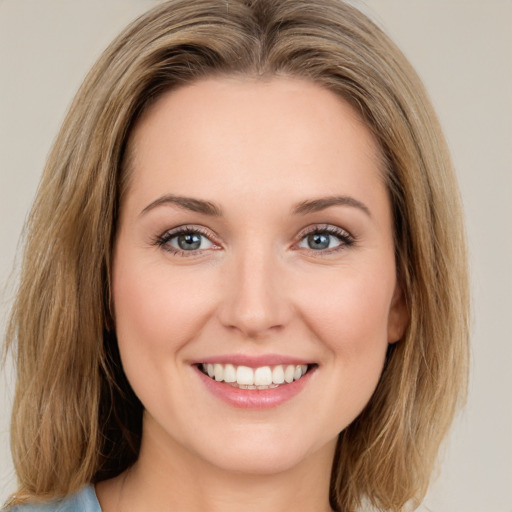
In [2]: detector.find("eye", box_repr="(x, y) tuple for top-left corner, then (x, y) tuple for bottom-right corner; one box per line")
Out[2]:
(156, 226), (217, 255)
(172, 232), (212, 251)
(297, 226), (354, 252)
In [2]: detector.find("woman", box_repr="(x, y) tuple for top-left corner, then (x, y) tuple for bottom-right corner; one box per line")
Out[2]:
(4, 1), (469, 511)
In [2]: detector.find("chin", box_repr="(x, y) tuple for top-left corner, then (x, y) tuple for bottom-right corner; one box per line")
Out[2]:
(187, 424), (336, 476)
(204, 446), (313, 476)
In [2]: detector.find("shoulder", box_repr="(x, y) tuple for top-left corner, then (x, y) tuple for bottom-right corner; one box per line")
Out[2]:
(6, 486), (101, 512)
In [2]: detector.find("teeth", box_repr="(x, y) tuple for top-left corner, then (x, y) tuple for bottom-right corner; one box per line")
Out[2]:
(223, 363), (236, 383)
(284, 365), (295, 383)
(254, 366), (272, 386)
(236, 365), (254, 385)
(272, 365), (285, 384)
(201, 363), (310, 387)
(214, 363), (223, 381)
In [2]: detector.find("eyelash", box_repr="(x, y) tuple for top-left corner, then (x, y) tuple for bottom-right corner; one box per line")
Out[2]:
(155, 225), (218, 257)
(154, 224), (355, 257)
(296, 225), (355, 254)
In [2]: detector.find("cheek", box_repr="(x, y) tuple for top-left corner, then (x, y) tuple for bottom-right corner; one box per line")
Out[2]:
(275, 264), (396, 439)
(112, 255), (215, 367)
(111, 255), (222, 432)
(301, 269), (394, 346)
(295, 263), (395, 394)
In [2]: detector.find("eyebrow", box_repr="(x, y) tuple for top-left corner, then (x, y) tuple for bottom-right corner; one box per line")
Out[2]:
(140, 194), (371, 218)
(140, 194), (223, 217)
(293, 196), (371, 217)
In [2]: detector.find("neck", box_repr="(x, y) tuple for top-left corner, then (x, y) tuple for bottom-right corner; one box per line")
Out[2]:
(98, 417), (336, 512)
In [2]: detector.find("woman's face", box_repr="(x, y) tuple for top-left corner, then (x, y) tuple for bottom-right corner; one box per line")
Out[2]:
(112, 77), (407, 475)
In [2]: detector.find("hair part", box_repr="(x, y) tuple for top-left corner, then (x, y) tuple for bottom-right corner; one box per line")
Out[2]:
(6, 1), (469, 511)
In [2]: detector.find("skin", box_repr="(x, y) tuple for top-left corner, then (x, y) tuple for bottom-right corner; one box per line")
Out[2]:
(96, 76), (407, 512)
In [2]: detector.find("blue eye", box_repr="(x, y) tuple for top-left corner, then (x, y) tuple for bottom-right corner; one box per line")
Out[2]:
(305, 233), (335, 250)
(173, 232), (207, 251)
(297, 227), (353, 252)
(157, 228), (215, 253)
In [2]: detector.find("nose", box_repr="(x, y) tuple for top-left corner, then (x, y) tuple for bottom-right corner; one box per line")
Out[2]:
(217, 246), (292, 338)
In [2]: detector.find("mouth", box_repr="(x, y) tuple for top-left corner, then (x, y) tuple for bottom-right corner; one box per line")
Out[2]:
(197, 363), (315, 390)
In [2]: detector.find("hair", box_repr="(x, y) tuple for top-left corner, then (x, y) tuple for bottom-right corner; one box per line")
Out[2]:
(5, 1), (469, 511)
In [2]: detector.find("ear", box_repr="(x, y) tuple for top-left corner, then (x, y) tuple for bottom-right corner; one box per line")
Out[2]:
(387, 283), (408, 344)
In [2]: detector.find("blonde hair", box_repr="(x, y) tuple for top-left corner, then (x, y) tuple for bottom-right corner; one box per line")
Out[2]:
(5, 1), (469, 510)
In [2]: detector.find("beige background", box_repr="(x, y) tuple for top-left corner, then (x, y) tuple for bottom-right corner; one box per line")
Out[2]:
(1, 1), (511, 510)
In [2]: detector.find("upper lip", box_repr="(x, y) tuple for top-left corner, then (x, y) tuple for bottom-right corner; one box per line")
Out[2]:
(191, 353), (315, 367)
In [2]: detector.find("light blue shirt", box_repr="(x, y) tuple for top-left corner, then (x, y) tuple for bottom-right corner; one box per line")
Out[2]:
(7, 486), (101, 512)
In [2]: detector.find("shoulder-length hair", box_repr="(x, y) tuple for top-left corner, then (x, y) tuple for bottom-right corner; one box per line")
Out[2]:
(6, 1), (469, 510)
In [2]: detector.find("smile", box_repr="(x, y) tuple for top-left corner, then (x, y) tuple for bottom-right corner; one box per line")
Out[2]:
(200, 363), (310, 389)
(194, 357), (317, 409)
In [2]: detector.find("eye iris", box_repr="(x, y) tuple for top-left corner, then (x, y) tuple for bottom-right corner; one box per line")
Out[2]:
(308, 233), (330, 250)
(177, 233), (201, 250)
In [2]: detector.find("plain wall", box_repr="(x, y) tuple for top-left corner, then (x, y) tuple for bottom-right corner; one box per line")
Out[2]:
(1, 1), (511, 511)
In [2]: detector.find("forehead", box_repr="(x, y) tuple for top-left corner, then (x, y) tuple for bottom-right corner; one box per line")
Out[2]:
(123, 76), (386, 213)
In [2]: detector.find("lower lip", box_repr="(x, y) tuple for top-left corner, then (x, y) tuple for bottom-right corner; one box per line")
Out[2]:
(194, 366), (315, 409)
